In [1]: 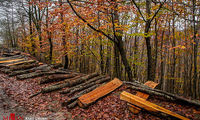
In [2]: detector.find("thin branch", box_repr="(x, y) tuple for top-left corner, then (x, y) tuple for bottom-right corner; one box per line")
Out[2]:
(111, 12), (118, 43)
(131, 0), (146, 22)
(67, 0), (117, 44)
(150, 0), (166, 23)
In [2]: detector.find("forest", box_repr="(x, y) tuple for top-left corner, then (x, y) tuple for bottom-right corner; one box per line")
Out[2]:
(0, 0), (200, 98)
(0, 0), (200, 119)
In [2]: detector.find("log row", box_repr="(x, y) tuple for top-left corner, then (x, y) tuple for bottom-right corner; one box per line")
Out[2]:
(124, 81), (200, 107)
(0, 52), (115, 110)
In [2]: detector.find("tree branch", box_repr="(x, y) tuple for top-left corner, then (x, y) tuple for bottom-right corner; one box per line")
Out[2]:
(131, 0), (146, 22)
(67, 0), (117, 44)
(150, 0), (166, 23)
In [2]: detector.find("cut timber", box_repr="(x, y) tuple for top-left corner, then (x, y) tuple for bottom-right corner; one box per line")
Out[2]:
(39, 74), (77, 84)
(78, 78), (123, 108)
(128, 81), (158, 114)
(60, 75), (106, 94)
(124, 81), (200, 107)
(16, 69), (69, 80)
(1, 63), (39, 74)
(2, 52), (20, 56)
(0, 60), (26, 67)
(136, 81), (158, 99)
(40, 73), (98, 93)
(29, 73), (98, 98)
(9, 63), (39, 71)
(120, 91), (189, 120)
(62, 84), (100, 107)
(0, 55), (23, 61)
(0, 58), (24, 64)
(68, 76), (110, 96)
(9, 64), (49, 77)
(5, 60), (35, 66)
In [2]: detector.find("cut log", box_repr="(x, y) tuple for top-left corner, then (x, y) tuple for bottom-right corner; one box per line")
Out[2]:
(41, 72), (98, 93)
(5, 60), (35, 67)
(60, 75), (106, 94)
(128, 81), (158, 114)
(16, 69), (69, 80)
(9, 64), (49, 77)
(67, 100), (78, 109)
(120, 91), (189, 120)
(0, 60), (26, 68)
(62, 84), (100, 106)
(78, 78), (123, 108)
(2, 52), (20, 57)
(0, 68), (11, 74)
(0, 63), (39, 74)
(0, 55), (23, 61)
(124, 81), (200, 107)
(0, 58), (24, 64)
(9, 63), (39, 71)
(29, 73), (98, 98)
(39, 74), (77, 84)
(68, 76), (110, 96)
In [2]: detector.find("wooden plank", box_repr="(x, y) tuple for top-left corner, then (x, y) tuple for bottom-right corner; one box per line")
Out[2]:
(5, 60), (35, 66)
(136, 81), (158, 99)
(128, 81), (158, 114)
(120, 91), (189, 120)
(78, 78), (123, 108)
(0, 58), (24, 64)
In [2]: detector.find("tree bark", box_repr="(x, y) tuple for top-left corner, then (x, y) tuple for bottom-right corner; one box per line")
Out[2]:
(60, 75), (106, 94)
(62, 84), (99, 106)
(67, 76), (110, 95)
(0, 55), (23, 61)
(39, 74), (77, 84)
(9, 64), (49, 77)
(16, 68), (69, 80)
(124, 81), (200, 107)
(29, 73), (99, 98)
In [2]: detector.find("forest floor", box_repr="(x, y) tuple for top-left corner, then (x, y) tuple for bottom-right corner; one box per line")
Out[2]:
(0, 71), (200, 120)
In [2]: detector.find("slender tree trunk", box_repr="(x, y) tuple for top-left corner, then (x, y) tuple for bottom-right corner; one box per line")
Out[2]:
(46, 1), (53, 63)
(192, 0), (199, 99)
(59, 0), (68, 69)
(145, 0), (154, 81)
(171, 0), (176, 93)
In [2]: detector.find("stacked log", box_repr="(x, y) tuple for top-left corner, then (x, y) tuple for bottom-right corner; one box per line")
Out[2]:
(124, 81), (200, 107)
(9, 62), (39, 71)
(0, 63), (39, 74)
(29, 73), (99, 98)
(64, 85), (99, 108)
(0, 55), (23, 61)
(60, 75), (106, 94)
(16, 69), (70, 80)
(9, 64), (49, 77)
(39, 73), (77, 84)
(65, 76), (110, 96)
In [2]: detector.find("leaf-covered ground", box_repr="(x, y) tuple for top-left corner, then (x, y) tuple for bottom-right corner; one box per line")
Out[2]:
(0, 72), (200, 120)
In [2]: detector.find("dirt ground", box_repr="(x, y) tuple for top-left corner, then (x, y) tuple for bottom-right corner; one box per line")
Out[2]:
(0, 72), (200, 120)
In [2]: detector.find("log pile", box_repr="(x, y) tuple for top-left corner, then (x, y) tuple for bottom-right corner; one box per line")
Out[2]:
(120, 91), (190, 120)
(78, 78), (123, 108)
(0, 52), (113, 108)
(1, 49), (199, 117)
